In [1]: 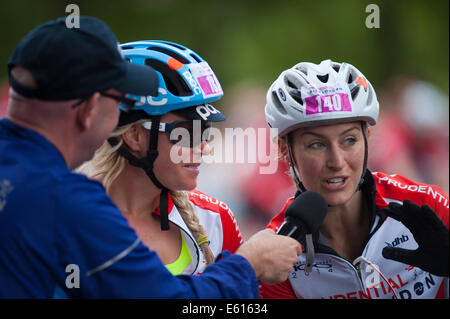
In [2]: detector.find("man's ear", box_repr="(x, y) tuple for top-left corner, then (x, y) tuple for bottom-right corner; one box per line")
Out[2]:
(75, 93), (100, 131)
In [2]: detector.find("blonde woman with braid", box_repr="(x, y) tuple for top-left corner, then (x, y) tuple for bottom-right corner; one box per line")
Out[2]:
(79, 41), (242, 275)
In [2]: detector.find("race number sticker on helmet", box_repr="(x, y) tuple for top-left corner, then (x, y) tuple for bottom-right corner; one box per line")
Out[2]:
(187, 62), (223, 99)
(305, 92), (352, 115)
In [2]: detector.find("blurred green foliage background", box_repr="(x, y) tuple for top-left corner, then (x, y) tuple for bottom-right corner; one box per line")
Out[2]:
(0, 0), (448, 101)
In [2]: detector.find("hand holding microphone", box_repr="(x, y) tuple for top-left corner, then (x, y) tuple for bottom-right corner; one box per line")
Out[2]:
(236, 229), (302, 285)
(235, 191), (327, 284)
(277, 191), (328, 273)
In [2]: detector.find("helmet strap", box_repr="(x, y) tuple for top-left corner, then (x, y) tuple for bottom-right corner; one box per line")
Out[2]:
(286, 134), (307, 193)
(108, 116), (170, 231)
(159, 188), (170, 231)
(356, 121), (369, 192)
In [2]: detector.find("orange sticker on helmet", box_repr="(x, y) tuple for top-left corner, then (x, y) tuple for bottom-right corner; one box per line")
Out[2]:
(356, 76), (368, 89)
(168, 57), (183, 70)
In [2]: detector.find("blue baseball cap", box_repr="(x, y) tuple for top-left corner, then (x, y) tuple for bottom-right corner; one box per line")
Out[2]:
(8, 16), (158, 100)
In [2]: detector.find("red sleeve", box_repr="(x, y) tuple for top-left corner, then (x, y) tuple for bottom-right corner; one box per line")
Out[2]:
(430, 185), (449, 230)
(259, 279), (297, 299)
(188, 190), (243, 254)
(373, 172), (449, 229)
(266, 197), (294, 232)
(219, 205), (243, 254)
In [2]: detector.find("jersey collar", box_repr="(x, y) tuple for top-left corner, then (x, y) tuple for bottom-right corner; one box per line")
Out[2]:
(151, 192), (175, 216)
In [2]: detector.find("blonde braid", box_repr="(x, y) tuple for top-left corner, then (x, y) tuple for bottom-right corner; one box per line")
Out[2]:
(171, 190), (215, 265)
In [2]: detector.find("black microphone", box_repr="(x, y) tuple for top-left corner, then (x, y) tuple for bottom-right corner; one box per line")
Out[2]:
(277, 191), (328, 240)
(277, 191), (328, 273)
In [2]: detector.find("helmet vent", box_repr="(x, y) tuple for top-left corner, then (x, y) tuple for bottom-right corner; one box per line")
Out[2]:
(190, 53), (202, 63)
(147, 47), (190, 64)
(145, 58), (192, 96)
(332, 63), (341, 73)
(159, 41), (187, 51)
(286, 80), (303, 105)
(347, 69), (357, 84)
(295, 66), (308, 76)
(350, 85), (360, 101)
(271, 90), (288, 115)
(121, 46), (134, 50)
(317, 74), (329, 83)
(286, 80), (296, 89)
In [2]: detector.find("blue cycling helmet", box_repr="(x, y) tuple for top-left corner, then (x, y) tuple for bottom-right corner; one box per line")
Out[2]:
(110, 40), (225, 232)
(119, 40), (224, 117)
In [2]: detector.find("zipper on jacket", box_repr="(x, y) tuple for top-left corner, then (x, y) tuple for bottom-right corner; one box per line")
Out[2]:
(334, 254), (366, 292)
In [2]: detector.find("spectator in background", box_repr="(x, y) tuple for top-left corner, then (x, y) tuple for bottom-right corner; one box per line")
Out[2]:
(368, 77), (449, 194)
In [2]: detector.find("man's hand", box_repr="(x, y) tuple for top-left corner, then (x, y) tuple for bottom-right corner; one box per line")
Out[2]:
(382, 200), (449, 277)
(235, 229), (302, 285)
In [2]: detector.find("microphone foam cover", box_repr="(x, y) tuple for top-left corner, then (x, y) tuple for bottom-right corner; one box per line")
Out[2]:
(284, 191), (328, 233)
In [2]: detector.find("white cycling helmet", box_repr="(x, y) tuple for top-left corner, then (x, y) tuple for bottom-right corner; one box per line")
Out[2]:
(265, 59), (379, 137)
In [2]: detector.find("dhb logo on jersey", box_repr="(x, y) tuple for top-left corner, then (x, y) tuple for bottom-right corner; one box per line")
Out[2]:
(385, 234), (409, 247)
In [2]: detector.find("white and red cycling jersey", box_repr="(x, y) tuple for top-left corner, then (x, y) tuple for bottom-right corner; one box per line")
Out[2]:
(152, 190), (243, 275)
(260, 171), (449, 299)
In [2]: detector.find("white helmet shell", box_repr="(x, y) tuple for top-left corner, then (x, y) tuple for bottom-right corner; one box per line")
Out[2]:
(265, 59), (379, 136)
